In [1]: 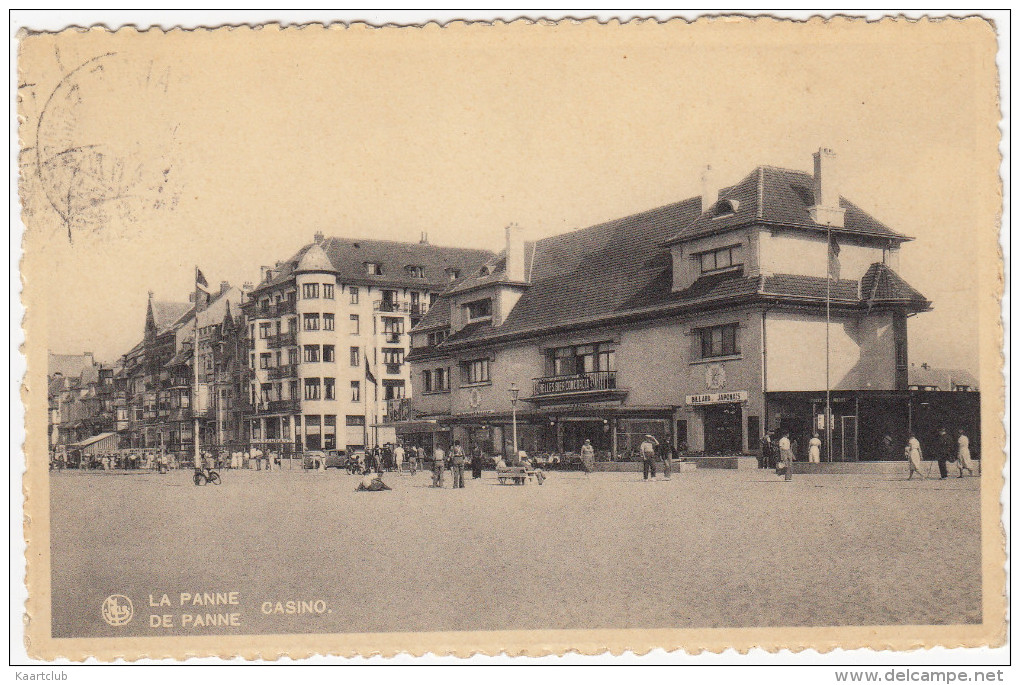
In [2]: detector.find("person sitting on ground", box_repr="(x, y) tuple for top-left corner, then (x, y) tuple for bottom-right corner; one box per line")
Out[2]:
(495, 455), (508, 470)
(356, 472), (391, 492)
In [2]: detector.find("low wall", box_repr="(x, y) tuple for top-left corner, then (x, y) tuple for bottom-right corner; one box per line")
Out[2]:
(684, 456), (759, 470)
(791, 461), (979, 475)
(595, 460), (697, 473)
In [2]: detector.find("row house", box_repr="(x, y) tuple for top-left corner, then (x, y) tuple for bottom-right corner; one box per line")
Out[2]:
(406, 149), (942, 462)
(47, 352), (116, 449)
(241, 232), (492, 456)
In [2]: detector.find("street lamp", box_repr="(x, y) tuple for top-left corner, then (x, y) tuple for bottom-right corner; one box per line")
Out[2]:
(509, 382), (520, 464)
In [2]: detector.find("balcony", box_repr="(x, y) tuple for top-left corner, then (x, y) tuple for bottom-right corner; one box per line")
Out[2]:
(384, 332), (403, 344)
(252, 300), (297, 319)
(266, 331), (297, 349)
(384, 363), (403, 375)
(266, 398), (301, 413)
(373, 301), (411, 313)
(531, 371), (620, 398)
(268, 364), (298, 380)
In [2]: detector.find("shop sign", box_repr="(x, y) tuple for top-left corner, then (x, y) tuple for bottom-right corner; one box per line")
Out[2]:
(686, 391), (748, 406)
(544, 400), (622, 411)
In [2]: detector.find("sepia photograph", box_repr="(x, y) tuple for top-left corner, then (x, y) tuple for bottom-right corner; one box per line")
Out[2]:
(13, 12), (1006, 666)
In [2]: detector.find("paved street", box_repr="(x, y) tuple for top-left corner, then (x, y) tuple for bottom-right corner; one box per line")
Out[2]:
(49, 467), (982, 637)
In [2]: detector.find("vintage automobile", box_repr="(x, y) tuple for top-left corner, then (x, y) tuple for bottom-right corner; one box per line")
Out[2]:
(304, 449), (350, 470)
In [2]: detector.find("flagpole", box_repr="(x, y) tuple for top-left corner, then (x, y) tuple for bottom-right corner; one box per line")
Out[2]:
(825, 227), (832, 463)
(193, 266), (201, 471)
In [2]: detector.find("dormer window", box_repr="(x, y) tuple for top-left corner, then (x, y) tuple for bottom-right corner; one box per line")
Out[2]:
(447, 268), (460, 281)
(696, 245), (744, 275)
(464, 298), (492, 321)
(406, 265), (425, 278)
(365, 262), (382, 276)
(479, 265), (490, 276)
(710, 198), (739, 218)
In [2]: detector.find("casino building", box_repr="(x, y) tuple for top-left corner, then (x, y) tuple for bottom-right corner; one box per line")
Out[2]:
(403, 149), (940, 462)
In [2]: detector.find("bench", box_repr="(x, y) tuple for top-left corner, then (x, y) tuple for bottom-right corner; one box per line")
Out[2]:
(495, 466), (534, 485)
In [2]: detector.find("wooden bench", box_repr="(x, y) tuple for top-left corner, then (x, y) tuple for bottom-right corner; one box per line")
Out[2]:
(495, 466), (534, 485)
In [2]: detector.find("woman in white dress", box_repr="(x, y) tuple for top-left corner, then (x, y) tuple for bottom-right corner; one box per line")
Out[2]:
(956, 430), (976, 477)
(808, 432), (822, 463)
(906, 433), (925, 480)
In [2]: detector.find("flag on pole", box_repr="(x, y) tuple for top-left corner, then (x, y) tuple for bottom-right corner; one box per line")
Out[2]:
(827, 237), (841, 282)
(195, 267), (210, 311)
(365, 356), (377, 386)
(195, 267), (209, 291)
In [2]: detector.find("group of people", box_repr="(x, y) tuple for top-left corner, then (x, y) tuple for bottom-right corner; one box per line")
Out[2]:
(905, 427), (977, 480)
(637, 435), (675, 481)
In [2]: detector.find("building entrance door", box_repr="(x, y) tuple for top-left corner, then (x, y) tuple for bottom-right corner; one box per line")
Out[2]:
(702, 403), (742, 455)
(561, 420), (608, 454)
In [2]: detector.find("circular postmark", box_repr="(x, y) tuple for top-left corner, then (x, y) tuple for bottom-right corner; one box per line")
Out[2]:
(101, 594), (133, 626)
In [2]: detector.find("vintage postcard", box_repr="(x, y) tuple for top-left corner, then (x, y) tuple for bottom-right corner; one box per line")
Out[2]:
(17, 16), (1005, 661)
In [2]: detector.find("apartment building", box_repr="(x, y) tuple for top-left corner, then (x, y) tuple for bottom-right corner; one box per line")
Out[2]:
(242, 233), (492, 455)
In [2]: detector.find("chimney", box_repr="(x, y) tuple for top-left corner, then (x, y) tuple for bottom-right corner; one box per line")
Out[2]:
(242, 281), (253, 292)
(504, 223), (525, 283)
(808, 147), (846, 227)
(260, 265), (272, 282)
(219, 280), (230, 296)
(700, 165), (718, 214)
(420, 231), (429, 245)
(147, 290), (154, 300)
(313, 231), (325, 244)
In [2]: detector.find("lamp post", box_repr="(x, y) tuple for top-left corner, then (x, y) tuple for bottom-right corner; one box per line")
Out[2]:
(509, 382), (520, 465)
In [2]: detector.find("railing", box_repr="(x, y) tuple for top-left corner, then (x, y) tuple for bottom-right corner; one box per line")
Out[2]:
(268, 364), (298, 380)
(252, 300), (297, 319)
(266, 331), (297, 349)
(384, 363), (403, 375)
(169, 407), (191, 422)
(384, 332), (402, 344)
(532, 370), (617, 396)
(266, 399), (301, 413)
(373, 301), (411, 313)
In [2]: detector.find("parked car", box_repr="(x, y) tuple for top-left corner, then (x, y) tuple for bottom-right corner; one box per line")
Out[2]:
(302, 450), (326, 470)
(323, 449), (347, 469)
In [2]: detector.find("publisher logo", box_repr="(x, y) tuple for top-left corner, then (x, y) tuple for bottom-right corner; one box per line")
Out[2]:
(101, 595), (133, 626)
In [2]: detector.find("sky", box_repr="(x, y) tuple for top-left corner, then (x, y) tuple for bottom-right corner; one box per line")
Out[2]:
(18, 18), (1000, 374)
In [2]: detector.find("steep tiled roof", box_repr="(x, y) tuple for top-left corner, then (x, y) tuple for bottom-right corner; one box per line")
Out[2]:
(667, 166), (911, 243)
(151, 301), (193, 335)
(48, 352), (95, 378)
(762, 274), (860, 301)
(253, 237), (494, 294)
(860, 262), (930, 307)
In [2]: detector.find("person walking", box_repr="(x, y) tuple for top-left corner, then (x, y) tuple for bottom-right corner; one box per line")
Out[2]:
(408, 445), (418, 475)
(640, 434), (659, 481)
(451, 440), (466, 488)
(778, 432), (793, 481)
(470, 444), (483, 479)
(393, 442), (405, 474)
(956, 429), (976, 477)
(662, 441), (674, 480)
(936, 427), (953, 479)
(906, 432), (925, 480)
(431, 445), (446, 488)
(808, 432), (822, 464)
(580, 439), (595, 477)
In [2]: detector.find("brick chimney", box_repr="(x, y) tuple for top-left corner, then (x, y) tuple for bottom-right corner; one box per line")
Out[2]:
(314, 231), (325, 244)
(504, 223), (525, 282)
(809, 148), (846, 227)
(219, 280), (231, 296)
(701, 165), (718, 214)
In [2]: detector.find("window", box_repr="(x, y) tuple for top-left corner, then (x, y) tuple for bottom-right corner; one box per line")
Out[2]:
(365, 262), (382, 276)
(464, 298), (492, 320)
(382, 348), (404, 366)
(287, 317), (297, 334)
(249, 352), (255, 370)
(422, 370), (433, 393)
(350, 347), (360, 367)
(346, 415), (366, 427)
(349, 286), (359, 304)
(406, 265), (425, 278)
(349, 314), (360, 335)
(303, 345), (320, 363)
(302, 283), (319, 299)
(322, 345), (335, 363)
(698, 323), (740, 358)
(323, 313), (335, 331)
(548, 342), (615, 376)
(462, 358), (490, 385)
(323, 283), (334, 299)
(324, 377), (336, 400)
(305, 415), (321, 450)
(304, 378), (321, 400)
(323, 415), (336, 450)
(259, 322), (272, 339)
(438, 367), (451, 391)
(288, 380), (299, 400)
(260, 383), (272, 403)
(303, 313), (320, 331)
(350, 381), (361, 402)
(427, 330), (448, 347)
(697, 245), (744, 274)
(260, 353), (272, 370)
(288, 348), (298, 366)
(383, 317), (403, 335)
(447, 269), (460, 281)
(383, 379), (406, 400)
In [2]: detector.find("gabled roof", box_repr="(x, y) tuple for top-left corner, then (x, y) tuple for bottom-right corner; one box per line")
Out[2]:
(444, 243), (538, 296)
(149, 300), (193, 335)
(252, 236), (494, 294)
(666, 166), (911, 244)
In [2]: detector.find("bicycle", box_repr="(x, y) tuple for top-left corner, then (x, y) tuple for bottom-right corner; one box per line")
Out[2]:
(193, 468), (222, 486)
